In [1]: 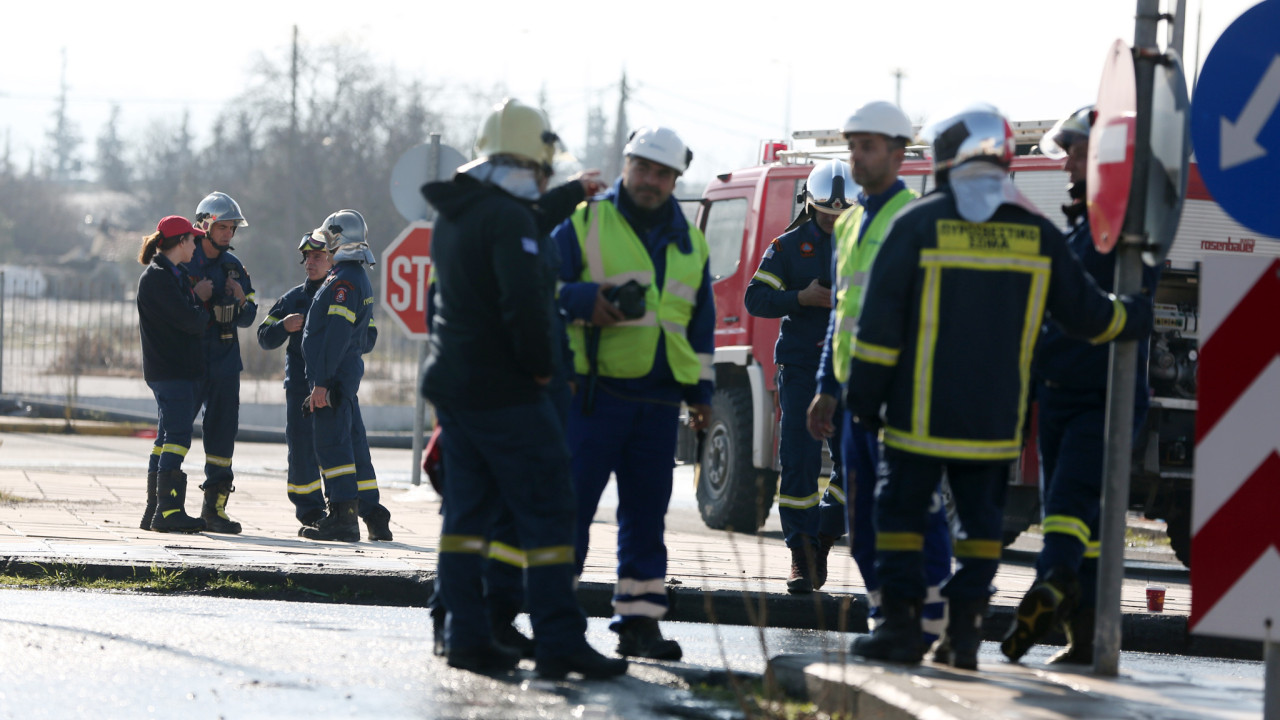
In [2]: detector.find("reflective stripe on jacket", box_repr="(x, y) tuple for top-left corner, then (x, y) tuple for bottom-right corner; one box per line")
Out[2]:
(832, 188), (917, 383)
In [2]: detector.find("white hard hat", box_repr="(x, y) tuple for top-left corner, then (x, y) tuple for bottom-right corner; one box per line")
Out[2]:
(842, 101), (914, 143)
(623, 126), (692, 174)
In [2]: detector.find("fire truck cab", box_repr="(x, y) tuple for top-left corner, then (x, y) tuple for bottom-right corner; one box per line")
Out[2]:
(682, 124), (1280, 567)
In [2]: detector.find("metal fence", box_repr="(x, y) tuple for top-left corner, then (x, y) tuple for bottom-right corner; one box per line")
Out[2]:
(0, 269), (421, 418)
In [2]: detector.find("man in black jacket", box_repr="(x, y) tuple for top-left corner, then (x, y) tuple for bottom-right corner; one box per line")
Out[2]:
(420, 98), (625, 680)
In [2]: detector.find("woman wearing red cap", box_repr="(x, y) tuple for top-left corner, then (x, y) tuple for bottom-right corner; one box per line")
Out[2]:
(136, 216), (215, 532)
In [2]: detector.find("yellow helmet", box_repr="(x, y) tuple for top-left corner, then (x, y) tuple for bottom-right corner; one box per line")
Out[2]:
(474, 98), (559, 168)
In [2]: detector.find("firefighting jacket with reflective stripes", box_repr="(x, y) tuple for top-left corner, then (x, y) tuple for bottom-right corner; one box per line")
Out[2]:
(743, 218), (835, 367)
(845, 187), (1151, 462)
(301, 260), (373, 395)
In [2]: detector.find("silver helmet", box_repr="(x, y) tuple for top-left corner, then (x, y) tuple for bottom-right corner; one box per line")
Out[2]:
(314, 209), (374, 265)
(194, 191), (248, 233)
(803, 159), (855, 216)
(923, 105), (1015, 179)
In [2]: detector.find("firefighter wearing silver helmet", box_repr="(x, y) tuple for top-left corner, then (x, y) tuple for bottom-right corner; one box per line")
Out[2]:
(745, 159), (851, 595)
(808, 100), (954, 651)
(181, 191), (257, 535)
(845, 104), (1151, 670)
(1001, 105), (1160, 665)
(257, 230), (384, 536)
(553, 123), (715, 661)
(298, 210), (393, 542)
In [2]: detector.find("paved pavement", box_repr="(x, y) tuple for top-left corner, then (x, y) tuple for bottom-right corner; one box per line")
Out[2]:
(0, 421), (1262, 719)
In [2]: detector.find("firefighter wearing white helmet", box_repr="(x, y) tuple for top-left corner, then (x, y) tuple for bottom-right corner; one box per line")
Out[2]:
(808, 100), (955, 651)
(280, 210), (393, 543)
(420, 98), (625, 678)
(180, 191), (257, 536)
(844, 104), (1151, 670)
(744, 159), (852, 595)
(553, 124), (714, 661)
(1001, 104), (1160, 666)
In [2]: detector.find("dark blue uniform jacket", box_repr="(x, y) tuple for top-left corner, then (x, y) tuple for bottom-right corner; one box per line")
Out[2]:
(744, 218), (834, 368)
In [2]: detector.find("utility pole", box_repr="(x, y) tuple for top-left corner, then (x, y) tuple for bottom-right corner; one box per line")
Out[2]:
(1094, 0), (1163, 677)
(892, 68), (907, 110)
(288, 25), (299, 235)
(606, 71), (629, 182)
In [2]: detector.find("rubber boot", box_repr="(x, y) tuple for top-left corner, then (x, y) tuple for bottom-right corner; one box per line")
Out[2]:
(150, 470), (206, 533)
(490, 606), (535, 659)
(1047, 605), (1095, 665)
(537, 644), (629, 680)
(363, 503), (393, 542)
(446, 640), (520, 674)
(615, 617), (682, 661)
(931, 597), (988, 670)
(140, 471), (158, 531)
(851, 595), (924, 664)
(299, 507), (326, 529)
(200, 480), (242, 534)
(300, 499), (360, 541)
(815, 533), (840, 591)
(1001, 565), (1079, 662)
(786, 541), (816, 595)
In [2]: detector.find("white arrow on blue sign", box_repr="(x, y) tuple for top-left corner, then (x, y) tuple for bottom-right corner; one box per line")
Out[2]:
(1191, 0), (1280, 238)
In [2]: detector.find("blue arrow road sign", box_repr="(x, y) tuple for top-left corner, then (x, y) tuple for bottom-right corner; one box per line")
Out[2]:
(1191, 0), (1280, 238)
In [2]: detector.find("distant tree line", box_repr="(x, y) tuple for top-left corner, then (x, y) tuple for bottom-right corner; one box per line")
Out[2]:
(0, 38), (620, 295)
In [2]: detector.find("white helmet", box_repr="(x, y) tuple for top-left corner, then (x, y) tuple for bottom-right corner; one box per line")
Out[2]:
(314, 209), (375, 265)
(194, 191), (248, 233)
(803, 160), (854, 215)
(624, 126), (692, 174)
(842, 101), (914, 143)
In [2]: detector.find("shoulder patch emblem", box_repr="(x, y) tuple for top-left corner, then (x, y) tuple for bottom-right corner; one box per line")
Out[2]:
(334, 287), (347, 304)
(799, 241), (815, 257)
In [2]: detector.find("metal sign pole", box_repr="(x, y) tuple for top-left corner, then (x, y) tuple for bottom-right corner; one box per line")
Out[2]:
(1095, 0), (1160, 677)
(1267, 630), (1279, 720)
(409, 133), (441, 487)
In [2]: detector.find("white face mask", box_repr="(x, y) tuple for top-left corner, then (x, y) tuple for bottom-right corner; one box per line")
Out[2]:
(459, 158), (541, 201)
(948, 162), (1044, 223)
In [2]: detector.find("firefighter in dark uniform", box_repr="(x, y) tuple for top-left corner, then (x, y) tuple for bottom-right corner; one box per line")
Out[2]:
(846, 107), (1152, 670)
(421, 98), (626, 679)
(1001, 106), (1161, 664)
(745, 159), (852, 594)
(138, 216), (212, 534)
(298, 210), (393, 542)
(257, 233), (382, 531)
(186, 191), (257, 534)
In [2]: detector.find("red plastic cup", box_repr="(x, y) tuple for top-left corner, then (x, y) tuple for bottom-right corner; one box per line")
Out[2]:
(1146, 585), (1166, 612)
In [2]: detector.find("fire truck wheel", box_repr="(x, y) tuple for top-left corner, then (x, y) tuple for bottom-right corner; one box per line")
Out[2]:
(696, 386), (776, 532)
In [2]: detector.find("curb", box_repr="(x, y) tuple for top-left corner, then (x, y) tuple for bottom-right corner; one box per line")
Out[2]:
(0, 555), (1259, 661)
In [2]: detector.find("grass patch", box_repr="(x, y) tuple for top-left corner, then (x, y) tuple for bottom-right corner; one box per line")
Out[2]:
(689, 678), (840, 720)
(0, 563), (370, 602)
(0, 490), (29, 503)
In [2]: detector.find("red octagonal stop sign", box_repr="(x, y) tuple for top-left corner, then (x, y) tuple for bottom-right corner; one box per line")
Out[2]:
(380, 222), (433, 339)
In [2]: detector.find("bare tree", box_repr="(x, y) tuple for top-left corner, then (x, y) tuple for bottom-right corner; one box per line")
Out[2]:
(95, 104), (131, 191)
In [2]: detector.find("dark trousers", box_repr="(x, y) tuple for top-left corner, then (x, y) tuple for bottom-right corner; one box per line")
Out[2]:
(875, 448), (1007, 602)
(193, 371), (239, 487)
(776, 364), (847, 547)
(284, 388), (326, 521)
(435, 398), (586, 659)
(148, 379), (199, 473)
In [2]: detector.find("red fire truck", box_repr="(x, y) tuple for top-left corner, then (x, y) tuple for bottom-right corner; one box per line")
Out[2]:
(681, 125), (1280, 567)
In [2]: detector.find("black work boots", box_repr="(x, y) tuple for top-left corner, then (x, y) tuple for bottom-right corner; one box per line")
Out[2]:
(1047, 605), (1095, 665)
(446, 640), (520, 674)
(930, 597), (989, 670)
(815, 533), (841, 590)
(786, 543), (817, 595)
(200, 480), (242, 534)
(851, 595), (925, 664)
(150, 470), (206, 533)
(615, 617), (682, 661)
(363, 503), (394, 542)
(140, 471), (158, 530)
(1001, 566), (1080, 662)
(536, 645), (629, 680)
(300, 499), (360, 542)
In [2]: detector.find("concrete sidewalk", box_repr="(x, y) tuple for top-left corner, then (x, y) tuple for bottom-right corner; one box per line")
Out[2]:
(0, 426), (1260, 719)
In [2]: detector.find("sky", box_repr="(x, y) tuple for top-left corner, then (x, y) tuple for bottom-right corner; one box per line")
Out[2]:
(0, 0), (1261, 187)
